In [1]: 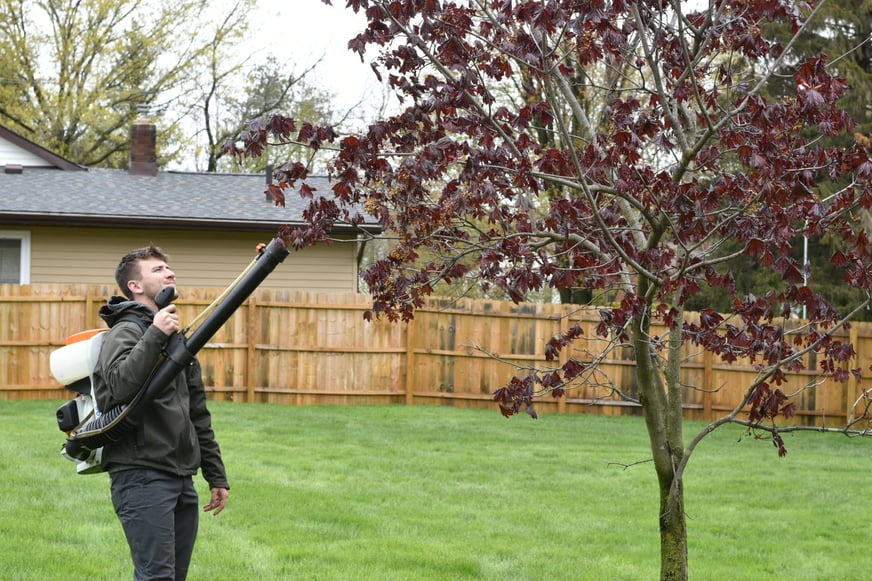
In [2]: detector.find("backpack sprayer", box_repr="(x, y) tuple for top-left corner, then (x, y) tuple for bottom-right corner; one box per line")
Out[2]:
(51, 238), (289, 474)
(52, 284), (178, 473)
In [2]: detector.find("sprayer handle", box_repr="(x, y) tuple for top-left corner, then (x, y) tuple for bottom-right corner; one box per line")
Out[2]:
(155, 286), (178, 310)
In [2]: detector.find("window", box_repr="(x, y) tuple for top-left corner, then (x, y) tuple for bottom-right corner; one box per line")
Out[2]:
(0, 231), (31, 284)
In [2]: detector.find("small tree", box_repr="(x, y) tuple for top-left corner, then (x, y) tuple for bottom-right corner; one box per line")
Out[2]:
(233, 2), (872, 579)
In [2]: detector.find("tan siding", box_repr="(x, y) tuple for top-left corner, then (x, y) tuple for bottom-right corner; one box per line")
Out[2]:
(28, 226), (359, 292)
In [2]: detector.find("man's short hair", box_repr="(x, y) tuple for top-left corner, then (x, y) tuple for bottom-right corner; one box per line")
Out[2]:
(115, 245), (170, 299)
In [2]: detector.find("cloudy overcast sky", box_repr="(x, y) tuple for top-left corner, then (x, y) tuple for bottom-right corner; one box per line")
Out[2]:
(249, 0), (385, 115)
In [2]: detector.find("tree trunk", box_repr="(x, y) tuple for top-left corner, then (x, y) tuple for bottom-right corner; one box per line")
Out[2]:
(658, 469), (688, 581)
(631, 310), (689, 580)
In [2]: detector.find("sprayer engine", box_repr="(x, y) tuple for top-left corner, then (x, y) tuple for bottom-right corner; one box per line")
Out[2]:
(51, 328), (107, 474)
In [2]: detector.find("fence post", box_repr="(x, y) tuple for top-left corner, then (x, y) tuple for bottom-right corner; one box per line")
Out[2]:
(85, 286), (102, 329)
(703, 349), (713, 421)
(557, 308), (568, 414)
(846, 323), (860, 422)
(405, 317), (417, 405)
(245, 295), (258, 403)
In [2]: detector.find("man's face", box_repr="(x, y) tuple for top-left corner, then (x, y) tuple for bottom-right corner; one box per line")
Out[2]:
(131, 257), (176, 301)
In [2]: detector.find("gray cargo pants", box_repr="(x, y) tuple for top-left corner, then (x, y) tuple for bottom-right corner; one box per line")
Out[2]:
(110, 468), (200, 581)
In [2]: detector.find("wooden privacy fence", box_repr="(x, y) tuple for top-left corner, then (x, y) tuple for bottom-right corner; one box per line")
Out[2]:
(1, 284), (870, 426)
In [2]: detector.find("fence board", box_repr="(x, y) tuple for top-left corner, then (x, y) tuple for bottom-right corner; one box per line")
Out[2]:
(1, 284), (870, 426)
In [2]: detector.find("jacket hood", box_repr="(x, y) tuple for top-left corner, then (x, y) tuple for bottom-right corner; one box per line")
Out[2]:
(99, 295), (155, 328)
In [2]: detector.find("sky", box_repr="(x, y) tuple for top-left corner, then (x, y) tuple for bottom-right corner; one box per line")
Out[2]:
(247, 0), (388, 118)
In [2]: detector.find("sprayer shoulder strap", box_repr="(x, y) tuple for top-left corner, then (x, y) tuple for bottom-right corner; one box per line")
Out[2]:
(113, 313), (152, 335)
(84, 313), (157, 431)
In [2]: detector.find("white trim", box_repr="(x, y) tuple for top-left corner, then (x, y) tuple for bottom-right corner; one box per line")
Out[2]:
(0, 230), (31, 284)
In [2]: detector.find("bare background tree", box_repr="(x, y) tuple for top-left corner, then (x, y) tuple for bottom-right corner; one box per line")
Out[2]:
(0, 0), (345, 172)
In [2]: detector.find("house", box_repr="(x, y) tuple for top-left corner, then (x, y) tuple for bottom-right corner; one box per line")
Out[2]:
(0, 119), (380, 292)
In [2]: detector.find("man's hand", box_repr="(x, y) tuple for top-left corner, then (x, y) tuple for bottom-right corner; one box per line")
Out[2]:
(204, 487), (229, 516)
(153, 304), (180, 336)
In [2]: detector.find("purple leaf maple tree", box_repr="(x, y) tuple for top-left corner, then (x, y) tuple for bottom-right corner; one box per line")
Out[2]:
(230, 1), (872, 579)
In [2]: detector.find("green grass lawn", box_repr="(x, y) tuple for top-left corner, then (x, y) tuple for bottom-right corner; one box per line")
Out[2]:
(1, 400), (869, 580)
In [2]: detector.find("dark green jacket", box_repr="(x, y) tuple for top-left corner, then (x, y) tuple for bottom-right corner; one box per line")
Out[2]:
(92, 296), (229, 490)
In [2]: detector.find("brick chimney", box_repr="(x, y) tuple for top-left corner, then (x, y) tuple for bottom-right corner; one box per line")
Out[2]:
(129, 105), (157, 176)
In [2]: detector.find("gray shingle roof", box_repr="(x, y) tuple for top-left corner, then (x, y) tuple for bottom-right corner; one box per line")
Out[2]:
(0, 167), (380, 234)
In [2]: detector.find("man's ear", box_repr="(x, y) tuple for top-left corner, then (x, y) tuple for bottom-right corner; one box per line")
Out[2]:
(127, 279), (142, 297)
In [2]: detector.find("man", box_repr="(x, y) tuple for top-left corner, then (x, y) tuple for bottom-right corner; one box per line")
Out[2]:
(93, 245), (229, 581)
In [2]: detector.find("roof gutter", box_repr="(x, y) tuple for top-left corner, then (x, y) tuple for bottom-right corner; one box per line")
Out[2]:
(0, 212), (382, 234)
